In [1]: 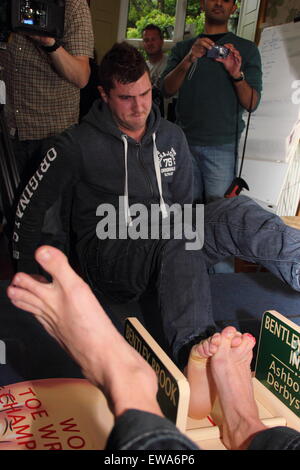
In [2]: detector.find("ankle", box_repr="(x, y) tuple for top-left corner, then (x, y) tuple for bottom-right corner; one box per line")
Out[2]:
(228, 416), (267, 450)
(112, 394), (162, 418)
(108, 364), (161, 418)
(239, 418), (268, 445)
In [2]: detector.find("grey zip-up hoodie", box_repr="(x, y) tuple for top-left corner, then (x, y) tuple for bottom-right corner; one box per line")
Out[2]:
(13, 100), (193, 271)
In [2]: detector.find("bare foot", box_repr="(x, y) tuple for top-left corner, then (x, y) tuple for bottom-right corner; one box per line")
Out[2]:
(209, 330), (267, 449)
(186, 326), (242, 419)
(7, 246), (162, 419)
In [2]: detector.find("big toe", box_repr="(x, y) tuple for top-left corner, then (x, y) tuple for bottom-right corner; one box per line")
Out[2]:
(221, 326), (237, 340)
(35, 246), (79, 287)
(213, 326), (238, 357)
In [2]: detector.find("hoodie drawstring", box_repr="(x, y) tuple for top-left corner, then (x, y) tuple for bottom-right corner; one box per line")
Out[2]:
(121, 135), (133, 226)
(152, 133), (168, 219)
(121, 133), (168, 227)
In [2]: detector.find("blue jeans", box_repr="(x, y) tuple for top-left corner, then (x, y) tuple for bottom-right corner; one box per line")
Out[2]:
(106, 410), (300, 450)
(202, 196), (300, 290)
(106, 410), (199, 450)
(189, 143), (236, 203)
(84, 196), (300, 369)
(189, 143), (236, 275)
(85, 234), (216, 369)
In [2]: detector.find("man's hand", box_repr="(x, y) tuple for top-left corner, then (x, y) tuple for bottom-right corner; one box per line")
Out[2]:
(28, 35), (56, 47)
(215, 43), (242, 79)
(188, 36), (215, 63)
(163, 37), (215, 97)
(216, 43), (259, 110)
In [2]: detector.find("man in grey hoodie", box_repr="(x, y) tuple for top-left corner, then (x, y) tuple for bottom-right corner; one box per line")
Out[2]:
(12, 42), (300, 372)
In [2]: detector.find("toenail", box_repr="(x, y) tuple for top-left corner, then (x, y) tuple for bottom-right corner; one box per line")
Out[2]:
(245, 333), (256, 343)
(38, 248), (51, 260)
(225, 330), (235, 338)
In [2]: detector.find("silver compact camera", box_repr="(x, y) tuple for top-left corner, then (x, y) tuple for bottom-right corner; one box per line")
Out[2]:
(206, 45), (230, 59)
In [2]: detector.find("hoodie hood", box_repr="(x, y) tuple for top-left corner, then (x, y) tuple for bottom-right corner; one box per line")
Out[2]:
(82, 99), (167, 225)
(82, 99), (162, 144)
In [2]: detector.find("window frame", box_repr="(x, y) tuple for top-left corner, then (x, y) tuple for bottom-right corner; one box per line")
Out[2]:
(117, 0), (188, 50)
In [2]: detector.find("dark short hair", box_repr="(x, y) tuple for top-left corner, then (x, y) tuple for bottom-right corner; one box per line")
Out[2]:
(98, 42), (149, 94)
(142, 24), (163, 40)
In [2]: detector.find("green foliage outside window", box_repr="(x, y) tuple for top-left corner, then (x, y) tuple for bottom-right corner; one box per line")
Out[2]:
(127, 9), (175, 38)
(126, 0), (240, 39)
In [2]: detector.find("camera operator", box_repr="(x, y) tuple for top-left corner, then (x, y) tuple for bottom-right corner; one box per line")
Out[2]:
(0, 0), (94, 188)
(162, 0), (262, 206)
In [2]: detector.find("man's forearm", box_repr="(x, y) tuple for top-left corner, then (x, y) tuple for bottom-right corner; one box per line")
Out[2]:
(30, 35), (91, 88)
(217, 43), (260, 112)
(233, 79), (259, 111)
(163, 37), (217, 97)
(49, 46), (90, 89)
(163, 54), (193, 97)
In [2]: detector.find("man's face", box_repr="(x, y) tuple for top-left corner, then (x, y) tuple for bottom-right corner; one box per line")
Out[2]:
(142, 29), (164, 57)
(99, 72), (152, 136)
(201, 0), (237, 24)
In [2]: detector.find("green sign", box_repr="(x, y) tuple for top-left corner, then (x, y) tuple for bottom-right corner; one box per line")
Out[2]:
(255, 311), (300, 417)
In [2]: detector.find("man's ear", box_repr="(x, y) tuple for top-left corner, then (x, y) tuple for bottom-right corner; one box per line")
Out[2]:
(230, 3), (237, 15)
(98, 86), (108, 103)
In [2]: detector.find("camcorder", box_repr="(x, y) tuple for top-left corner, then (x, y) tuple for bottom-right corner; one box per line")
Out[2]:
(206, 45), (230, 59)
(0, 0), (65, 43)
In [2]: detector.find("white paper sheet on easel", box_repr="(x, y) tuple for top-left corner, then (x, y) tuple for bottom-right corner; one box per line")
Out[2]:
(241, 22), (300, 163)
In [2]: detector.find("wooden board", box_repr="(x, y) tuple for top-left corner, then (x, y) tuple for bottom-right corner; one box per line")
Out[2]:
(124, 318), (190, 431)
(282, 216), (300, 230)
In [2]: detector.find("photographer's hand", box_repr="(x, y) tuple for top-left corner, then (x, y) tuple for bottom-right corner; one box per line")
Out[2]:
(29, 35), (56, 47)
(216, 43), (259, 111)
(215, 43), (241, 78)
(188, 36), (215, 62)
(163, 37), (214, 97)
